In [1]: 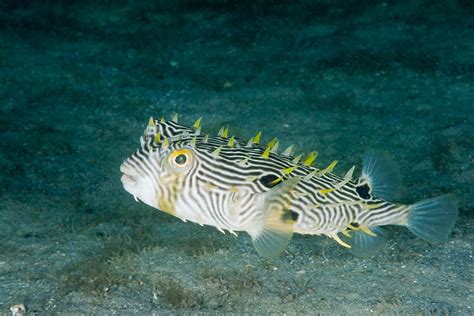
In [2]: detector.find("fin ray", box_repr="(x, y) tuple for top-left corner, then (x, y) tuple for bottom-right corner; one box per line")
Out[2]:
(361, 151), (401, 201)
(407, 194), (458, 243)
(251, 177), (300, 258)
(343, 227), (389, 258)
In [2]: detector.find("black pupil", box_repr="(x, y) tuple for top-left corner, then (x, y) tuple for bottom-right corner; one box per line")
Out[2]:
(175, 154), (187, 165)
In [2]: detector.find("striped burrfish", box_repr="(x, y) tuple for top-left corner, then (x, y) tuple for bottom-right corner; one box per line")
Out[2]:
(120, 115), (459, 258)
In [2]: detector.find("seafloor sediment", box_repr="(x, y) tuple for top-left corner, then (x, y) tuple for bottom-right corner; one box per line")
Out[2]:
(0, 1), (472, 314)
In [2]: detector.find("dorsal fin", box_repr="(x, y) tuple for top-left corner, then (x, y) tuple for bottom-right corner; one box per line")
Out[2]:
(360, 151), (401, 201)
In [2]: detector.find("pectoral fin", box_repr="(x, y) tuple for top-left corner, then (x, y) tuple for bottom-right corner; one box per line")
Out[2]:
(250, 176), (300, 258)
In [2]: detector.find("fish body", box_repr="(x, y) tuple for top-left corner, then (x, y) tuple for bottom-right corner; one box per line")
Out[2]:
(120, 116), (458, 257)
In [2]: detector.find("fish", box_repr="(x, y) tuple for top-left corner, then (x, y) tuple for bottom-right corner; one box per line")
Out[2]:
(120, 115), (459, 258)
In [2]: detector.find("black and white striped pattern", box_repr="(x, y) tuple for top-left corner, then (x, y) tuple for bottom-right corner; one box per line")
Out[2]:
(122, 119), (410, 239)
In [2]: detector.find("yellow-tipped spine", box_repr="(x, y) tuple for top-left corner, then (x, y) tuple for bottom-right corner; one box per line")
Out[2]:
(303, 151), (318, 166)
(212, 146), (223, 159)
(154, 132), (161, 143)
(218, 126), (225, 137)
(227, 136), (235, 147)
(260, 138), (277, 159)
(162, 138), (169, 150)
(193, 117), (202, 129)
(282, 144), (294, 156)
(292, 154), (303, 164)
(253, 131), (262, 144)
(148, 117), (156, 127)
(282, 166), (298, 174)
(222, 127), (229, 138)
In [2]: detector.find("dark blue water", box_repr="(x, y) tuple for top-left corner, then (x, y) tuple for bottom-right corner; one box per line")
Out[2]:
(0, 1), (472, 314)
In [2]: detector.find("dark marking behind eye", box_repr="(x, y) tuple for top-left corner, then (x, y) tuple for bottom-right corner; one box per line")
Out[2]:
(260, 174), (280, 188)
(356, 184), (371, 199)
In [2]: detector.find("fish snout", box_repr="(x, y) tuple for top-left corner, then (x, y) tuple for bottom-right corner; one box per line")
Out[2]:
(120, 160), (140, 190)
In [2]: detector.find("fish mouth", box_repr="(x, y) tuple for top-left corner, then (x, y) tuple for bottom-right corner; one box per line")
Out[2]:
(121, 173), (137, 185)
(120, 159), (158, 207)
(120, 162), (137, 184)
(120, 161), (140, 200)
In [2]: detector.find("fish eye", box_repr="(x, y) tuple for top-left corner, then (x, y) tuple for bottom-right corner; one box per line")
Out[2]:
(168, 149), (193, 171)
(174, 154), (187, 165)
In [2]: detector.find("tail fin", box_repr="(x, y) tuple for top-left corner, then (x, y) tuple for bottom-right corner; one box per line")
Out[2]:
(406, 194), (458, 243)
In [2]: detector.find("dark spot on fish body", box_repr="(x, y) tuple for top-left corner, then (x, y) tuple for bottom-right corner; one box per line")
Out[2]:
(260, 174), (280, 188)
(347, 222), (360, 231)
(290, 210), (299, 221)
(281, 210), (299, 222)
(356, 184), (371, 199)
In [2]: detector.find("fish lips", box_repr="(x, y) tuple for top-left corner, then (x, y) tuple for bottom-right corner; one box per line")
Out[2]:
(120, 160), (158, 208)
(120, 161), (140, 197)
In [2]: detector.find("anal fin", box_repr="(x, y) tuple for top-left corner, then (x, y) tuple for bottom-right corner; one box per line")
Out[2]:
(342, 226), (389, 258)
